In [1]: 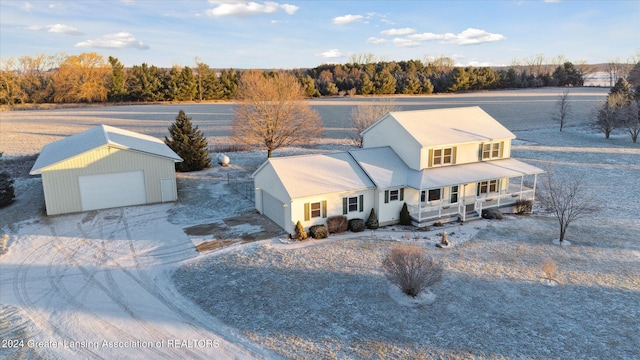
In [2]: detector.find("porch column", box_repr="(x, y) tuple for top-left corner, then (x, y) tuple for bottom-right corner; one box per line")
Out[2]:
(461, 184), (467, 221)
(520, 176), (524, 199)
(418, 192), (422, 222)
(531, 173), (538, 213)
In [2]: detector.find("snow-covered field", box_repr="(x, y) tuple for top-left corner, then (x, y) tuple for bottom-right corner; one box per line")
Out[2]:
(1, 88), (639, 359)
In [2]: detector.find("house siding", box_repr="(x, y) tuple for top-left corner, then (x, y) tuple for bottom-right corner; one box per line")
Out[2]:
(41, 146), (176, 215)
(362, 117), (422, 170)
(291, 189), (375, 234)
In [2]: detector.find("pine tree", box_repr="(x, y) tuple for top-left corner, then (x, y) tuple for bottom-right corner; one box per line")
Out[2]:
(164, 110), (211, 172)
(0, 169), (15, 208)
(399, 202), (412, 225)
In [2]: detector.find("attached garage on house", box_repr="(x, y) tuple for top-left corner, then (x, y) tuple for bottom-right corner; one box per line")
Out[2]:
(30, 125), (183, 216)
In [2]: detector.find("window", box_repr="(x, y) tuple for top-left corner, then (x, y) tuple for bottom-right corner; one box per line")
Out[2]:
(450, 185), (459, 203)
(428, 189), (441, 201)
(482, 142), (501, 160)
(343, 195), (364, 214)
(432, 147), (454, 166)
(348, 197), (358, 212)
(304, 200), (327, 220)
(477, 180), (499, 195)
(310, 202), (322, 218)
(384, 188), (404, 203)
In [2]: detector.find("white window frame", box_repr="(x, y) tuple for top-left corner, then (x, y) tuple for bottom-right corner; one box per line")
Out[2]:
(432, 147), (453, 166)
(482, 142), (501, 160)
(348, 196), (359, 212)
(389, 189), (400, 201)
(310, 202), (322, 218)
(478, 180), (499, 195)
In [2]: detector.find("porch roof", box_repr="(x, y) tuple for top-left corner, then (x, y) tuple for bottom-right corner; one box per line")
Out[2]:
(407, 158), (544, 189)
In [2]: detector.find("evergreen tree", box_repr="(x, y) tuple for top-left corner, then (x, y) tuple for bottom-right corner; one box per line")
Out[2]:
(107, 56), (127, 102)
(164, 110), (211, 172)
(0, 153), (15, 208)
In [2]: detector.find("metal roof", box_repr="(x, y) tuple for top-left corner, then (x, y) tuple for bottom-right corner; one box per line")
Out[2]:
(257, 152), (376, 199)
(406, 158), (544, 189)
(364, 106), (516, 147)
(30, 125), (182, 174)
(348, 147), (409, 189)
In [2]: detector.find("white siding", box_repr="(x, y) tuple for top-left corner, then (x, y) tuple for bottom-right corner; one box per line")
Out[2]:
(291, 189), (375, 233)
(363, 117), (422, 170)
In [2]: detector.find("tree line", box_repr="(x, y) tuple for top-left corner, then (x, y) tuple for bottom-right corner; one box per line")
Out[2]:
(0, 51), (635, 105)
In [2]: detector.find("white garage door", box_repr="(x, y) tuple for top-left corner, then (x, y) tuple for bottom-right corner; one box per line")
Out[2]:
(261, 190), (286, 229)
(78, 171), (147, 211)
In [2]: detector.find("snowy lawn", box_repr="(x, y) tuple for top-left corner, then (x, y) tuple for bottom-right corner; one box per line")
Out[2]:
(2, 89), (639, 359)
(172, 125), (640, 359)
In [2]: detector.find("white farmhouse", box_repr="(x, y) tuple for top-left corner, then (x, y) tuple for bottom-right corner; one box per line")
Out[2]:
(253, 107), (543, 234)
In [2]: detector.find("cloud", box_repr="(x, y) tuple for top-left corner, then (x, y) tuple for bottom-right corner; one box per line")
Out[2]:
(75, 32), (149, 50)
(317, 49), (342, 59)
(21, 2), (33, 12)
(332, 14), (364, 25)
(206, 1), (298, 17)
(26, 24), (83, 35)
(392, 38), (421, 48)
(367, 37), (387, 44)
(408, 28), (505, 45)
(48, 24), (83, 35)
(380, 28), (415, 36)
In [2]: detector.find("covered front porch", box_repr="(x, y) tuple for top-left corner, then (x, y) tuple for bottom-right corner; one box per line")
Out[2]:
(406, 158), (543, 226)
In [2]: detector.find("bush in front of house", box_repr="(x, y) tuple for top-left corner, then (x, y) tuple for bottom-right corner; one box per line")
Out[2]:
(294, 221), (307, 241)
(365, 208), (379, 229)
(382, 244), (443, 297)
(514, 199), (533, 215)
(348, 218), (366, 232)
(399, 202), (412, 225)
(327, 215), (348, 233)
(308, 225), (328, 239)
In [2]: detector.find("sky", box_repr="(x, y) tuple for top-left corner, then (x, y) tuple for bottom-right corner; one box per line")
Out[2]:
(1, 0), (638, 69)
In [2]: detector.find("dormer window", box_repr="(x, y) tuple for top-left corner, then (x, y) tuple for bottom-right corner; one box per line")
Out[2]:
(482, 142), (501, 160)
(432, 147), (454, 166)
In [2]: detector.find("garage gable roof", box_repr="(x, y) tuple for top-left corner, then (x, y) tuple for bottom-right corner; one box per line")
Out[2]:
(254, 152), (375, 199)
(30, 125), (182, 174)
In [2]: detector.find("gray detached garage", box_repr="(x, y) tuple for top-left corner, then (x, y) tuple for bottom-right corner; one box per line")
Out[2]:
(30, 125), (183, 216)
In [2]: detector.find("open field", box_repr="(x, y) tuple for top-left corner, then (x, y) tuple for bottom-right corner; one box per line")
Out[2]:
(0, 87), (608, 157)
(1, 87), (639, 359)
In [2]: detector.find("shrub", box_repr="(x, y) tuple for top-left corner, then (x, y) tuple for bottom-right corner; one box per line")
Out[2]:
(0, 172), (15, 208)
(482, 208), (503, 220)
(327, 215), (348, 233)
(308, 225), (328, 239)
(365, 208), (379, 229)
(382, 244), (443, 297)
(514, 199), (533, 215)
(399, 202), (412, 225)
(294, 221), (307, 241)
(542, 257), (558, 280)
(348, 218), (366, 232)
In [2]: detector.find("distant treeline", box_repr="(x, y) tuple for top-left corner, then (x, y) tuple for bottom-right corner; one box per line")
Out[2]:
(0, 52), (628, 105)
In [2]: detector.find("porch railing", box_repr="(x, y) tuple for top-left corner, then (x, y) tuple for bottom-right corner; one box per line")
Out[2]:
(409, 186), (535, 223)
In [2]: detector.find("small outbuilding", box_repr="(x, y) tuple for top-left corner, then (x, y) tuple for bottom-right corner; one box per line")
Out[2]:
(30, 125), (183, 215)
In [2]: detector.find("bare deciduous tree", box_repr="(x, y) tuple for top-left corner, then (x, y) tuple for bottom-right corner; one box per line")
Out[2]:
(231, 70), (323, 158)
(538, 167), (597, 243)
(52, 52), (110, 103)
(383, 244), (442, 297)
(350, 98), (398, 147)
(554, 89), (571, 131)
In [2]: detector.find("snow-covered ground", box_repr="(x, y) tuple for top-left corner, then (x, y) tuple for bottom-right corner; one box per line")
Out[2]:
(1, 88), (639, 359)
